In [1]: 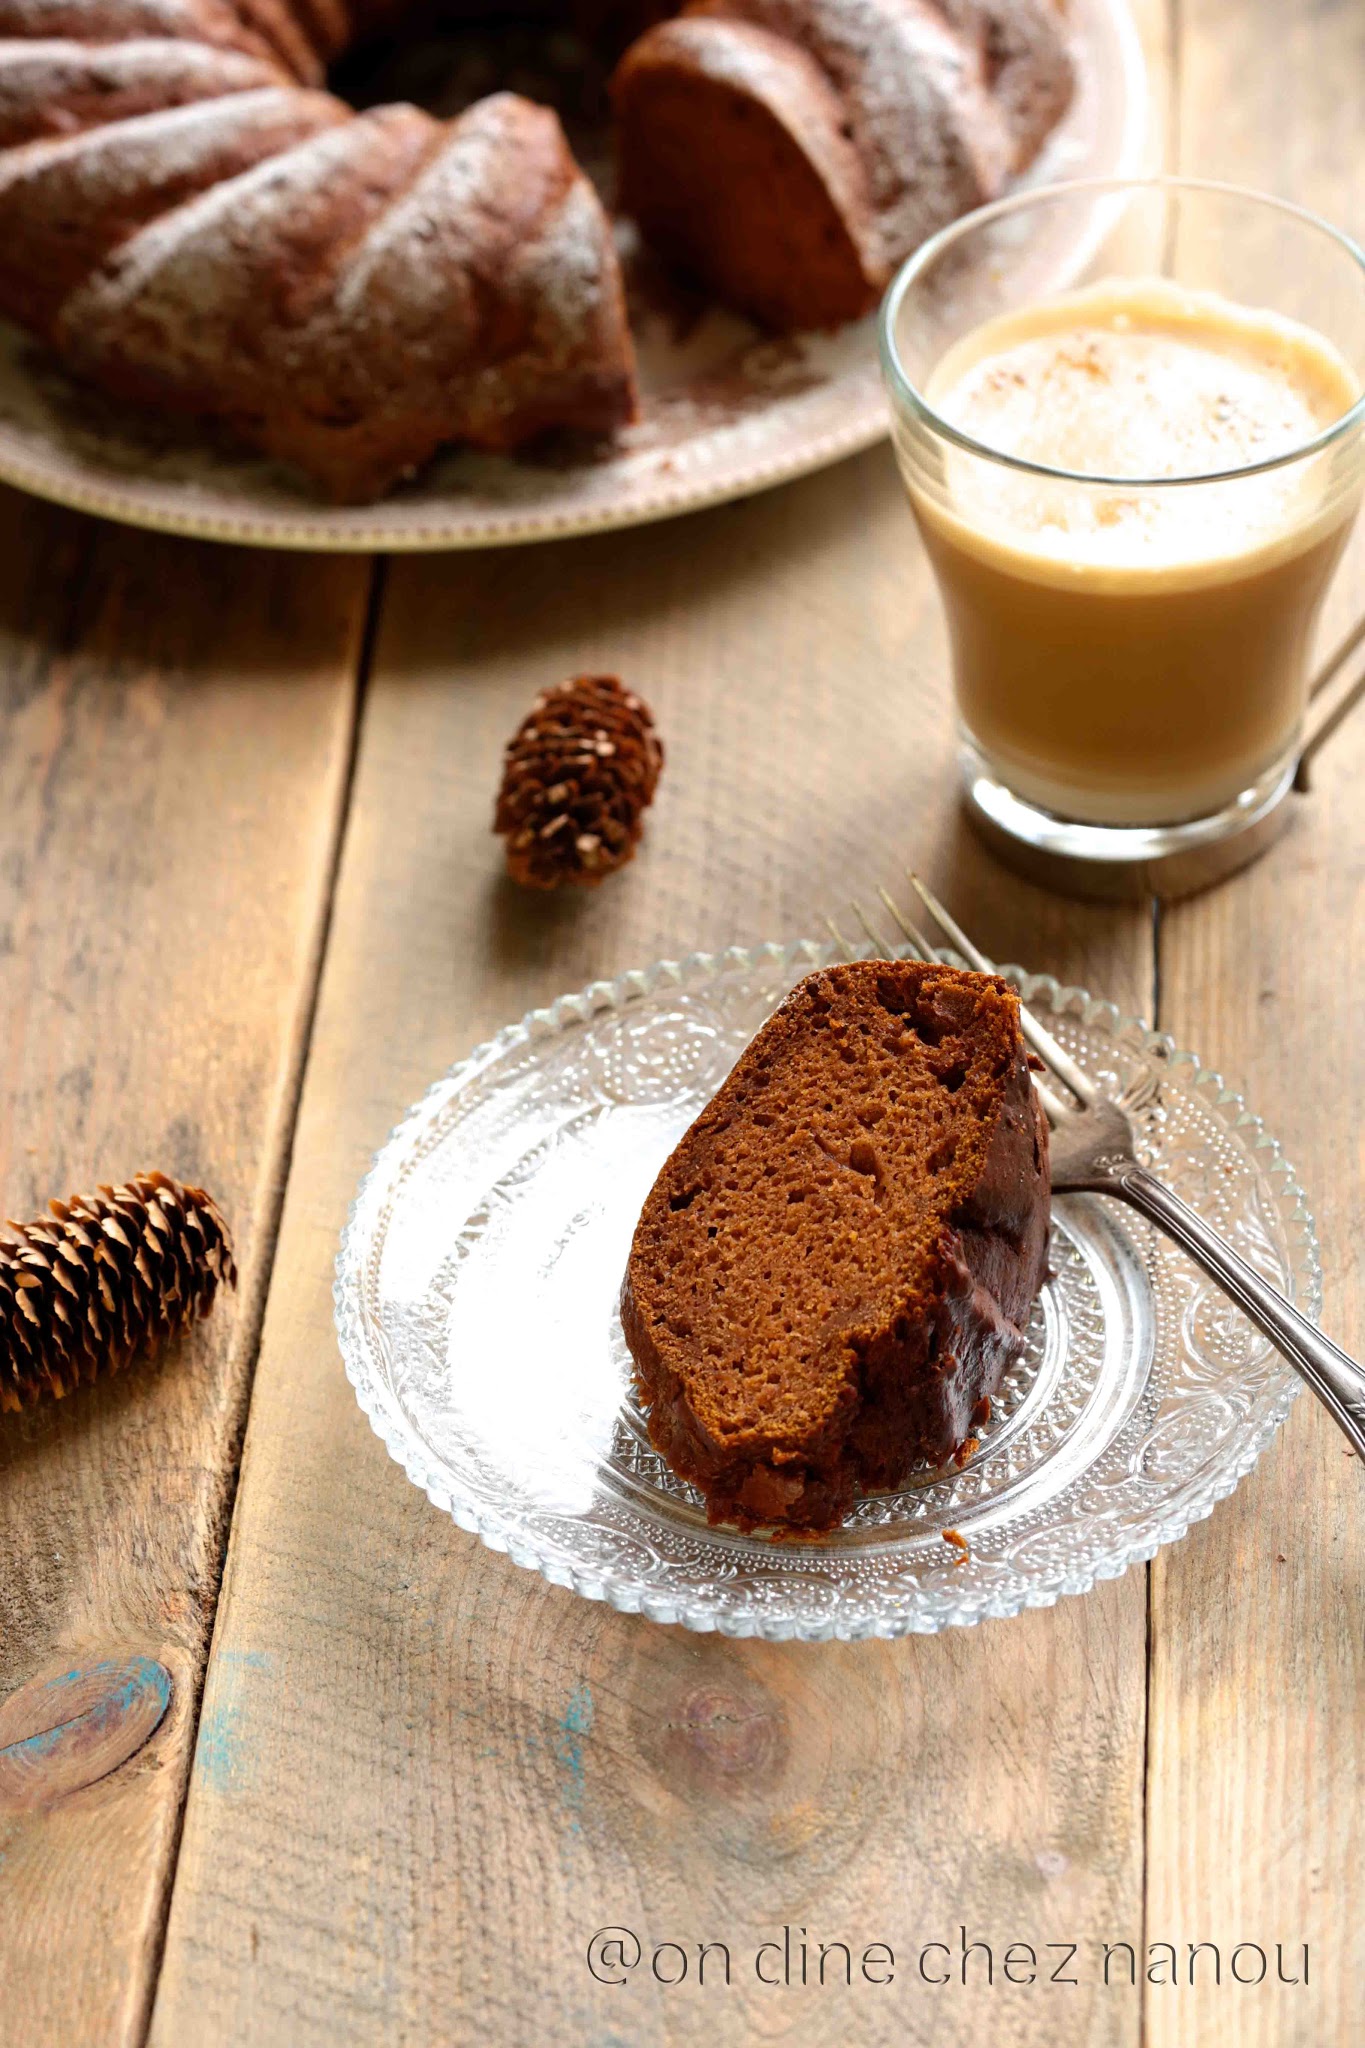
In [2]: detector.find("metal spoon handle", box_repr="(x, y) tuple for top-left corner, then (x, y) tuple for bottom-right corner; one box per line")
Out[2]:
(1111, 1165), (1365, 1461)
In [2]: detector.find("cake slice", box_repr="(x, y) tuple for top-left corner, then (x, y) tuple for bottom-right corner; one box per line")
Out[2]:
(620, 958), (1050, 1532)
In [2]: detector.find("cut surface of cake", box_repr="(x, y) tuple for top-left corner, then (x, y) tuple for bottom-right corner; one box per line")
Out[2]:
(621, 958), (1050, 1532)
(612, 0), (1073, 330)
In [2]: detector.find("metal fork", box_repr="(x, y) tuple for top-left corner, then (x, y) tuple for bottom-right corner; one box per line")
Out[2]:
(832, 874), (1365, 1463)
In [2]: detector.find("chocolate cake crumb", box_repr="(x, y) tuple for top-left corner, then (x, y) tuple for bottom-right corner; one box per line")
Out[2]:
(620, 958), (1051, 1533)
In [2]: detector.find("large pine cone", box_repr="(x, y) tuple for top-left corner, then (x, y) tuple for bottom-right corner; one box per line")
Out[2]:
(0, 1171), (236, 1412)
(494, 674), (664, 888)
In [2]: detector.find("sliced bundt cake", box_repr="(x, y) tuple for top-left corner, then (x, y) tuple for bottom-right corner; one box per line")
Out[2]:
(0, 0), (1073, 493)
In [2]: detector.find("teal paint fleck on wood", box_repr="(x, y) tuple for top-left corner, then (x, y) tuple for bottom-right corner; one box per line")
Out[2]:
(194, 1650), (272, 1795)
(556, 1682), (594, 1831)
(0, 1657), (172, 1808)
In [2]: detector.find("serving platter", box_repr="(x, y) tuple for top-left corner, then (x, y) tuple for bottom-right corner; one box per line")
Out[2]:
(0, 0), (1146, 551)
(334, 943), (1317, 1639)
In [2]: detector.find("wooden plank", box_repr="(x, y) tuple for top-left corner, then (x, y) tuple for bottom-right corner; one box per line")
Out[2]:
(154, 430), (1156, 2045)
(0, 496), (370, 2046)
(1146, 2), (1365, 2044)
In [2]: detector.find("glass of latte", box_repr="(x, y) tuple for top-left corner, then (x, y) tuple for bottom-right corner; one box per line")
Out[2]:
(880, 181), (1365, 888)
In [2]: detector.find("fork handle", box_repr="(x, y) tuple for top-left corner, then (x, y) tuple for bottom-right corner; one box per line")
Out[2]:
(1109, 1165), (1365, 1463)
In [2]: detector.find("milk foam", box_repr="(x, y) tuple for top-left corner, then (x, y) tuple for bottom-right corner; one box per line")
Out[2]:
(924, 279), (1362, 576)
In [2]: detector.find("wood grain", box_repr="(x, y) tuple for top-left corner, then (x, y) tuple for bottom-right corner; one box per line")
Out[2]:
(0, 498), (370, 2045)
(152, 440), (1155, 2048)
(1145, 4), (1365, 2044)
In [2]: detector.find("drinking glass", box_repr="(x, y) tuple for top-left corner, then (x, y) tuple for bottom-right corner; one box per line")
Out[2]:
(879, 179), (1365, 893)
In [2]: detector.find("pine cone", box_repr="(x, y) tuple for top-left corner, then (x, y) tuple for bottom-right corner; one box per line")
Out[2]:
(0, 1171), (236, 1412)
(494, 674), (664, 888)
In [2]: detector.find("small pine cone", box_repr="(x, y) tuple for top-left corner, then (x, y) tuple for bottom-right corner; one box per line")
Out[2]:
(0, 1171), (236, 1413)
(494, 674), (664, 889)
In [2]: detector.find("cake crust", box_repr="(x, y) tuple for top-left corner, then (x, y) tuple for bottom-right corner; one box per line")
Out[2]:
(621, 958), (1050, 1532)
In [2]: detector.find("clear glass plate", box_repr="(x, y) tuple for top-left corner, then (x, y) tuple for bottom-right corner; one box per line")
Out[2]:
(334, 943), (1317, 1639)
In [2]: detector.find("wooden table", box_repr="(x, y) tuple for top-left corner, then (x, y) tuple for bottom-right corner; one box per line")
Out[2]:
(0, 2), (1360, 2042)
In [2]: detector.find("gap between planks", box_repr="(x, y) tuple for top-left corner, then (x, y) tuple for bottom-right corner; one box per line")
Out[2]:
(129, 551), (388, 2048)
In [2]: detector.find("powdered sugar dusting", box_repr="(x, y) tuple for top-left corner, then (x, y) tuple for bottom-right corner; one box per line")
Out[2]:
(937, 0), (1075, 166)
(329, 96), (538, 326)
(0, 35), (283, 95)
(704, 0), (1016, 271)
(332, 92), (618, 344)
(62, 108), (384, 329)
(521, 174), (616, 356)
(0, 0), (267, 51)
(0, 85), (326, 207)
(652, 11), (816, 97)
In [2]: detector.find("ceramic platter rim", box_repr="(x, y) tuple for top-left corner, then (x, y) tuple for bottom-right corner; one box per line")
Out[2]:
(334, 941), (1318, 1640)
(0, 0), (1147, 552)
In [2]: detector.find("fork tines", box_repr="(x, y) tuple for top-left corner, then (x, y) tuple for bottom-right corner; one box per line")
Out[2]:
(835, 874), (1094, 1127)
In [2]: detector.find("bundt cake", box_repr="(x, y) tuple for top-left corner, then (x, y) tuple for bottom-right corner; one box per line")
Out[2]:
(620, 959), (1051, 1532)
(612, 0), (1073, 329)
(0, 0), (1072, 498)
